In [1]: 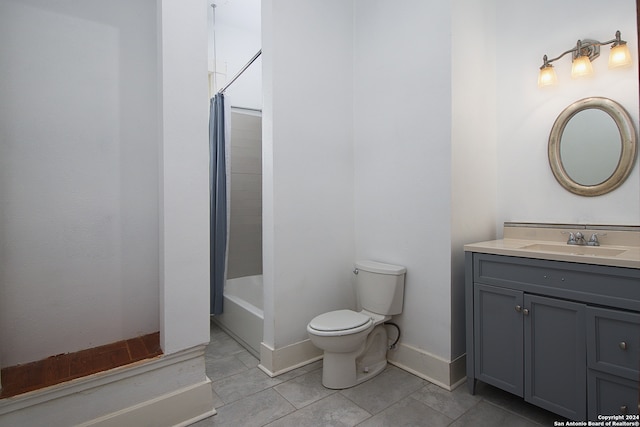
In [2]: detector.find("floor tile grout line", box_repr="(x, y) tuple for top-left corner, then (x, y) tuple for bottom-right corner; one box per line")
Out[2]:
(211, 366), (286, 406)
(263, 387), (313, 427)
(205, 323), (559, 427)
(406, 385), (466, 422)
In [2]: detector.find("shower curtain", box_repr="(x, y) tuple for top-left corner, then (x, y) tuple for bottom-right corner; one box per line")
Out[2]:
(209, 93), (229, 315)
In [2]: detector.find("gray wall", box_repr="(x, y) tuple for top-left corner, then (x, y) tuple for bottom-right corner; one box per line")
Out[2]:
(227, 111), (262, 279)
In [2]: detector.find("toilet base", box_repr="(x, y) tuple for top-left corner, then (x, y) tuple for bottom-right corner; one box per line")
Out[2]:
(321, 325), (389, 389)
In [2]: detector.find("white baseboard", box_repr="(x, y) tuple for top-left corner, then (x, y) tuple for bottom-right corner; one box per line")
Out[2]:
(257, 339), (466, 391)
(258, 339), (322, 377)
(77, 380), (216, 427)
(0, 346), (216, 427)
(387, 343), (466, 391)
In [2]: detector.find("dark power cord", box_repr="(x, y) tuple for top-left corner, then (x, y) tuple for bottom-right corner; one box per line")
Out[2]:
(384, 322), (401, 350)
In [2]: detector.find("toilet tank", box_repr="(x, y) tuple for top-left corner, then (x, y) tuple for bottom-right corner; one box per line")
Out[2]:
(355, 260), (406, 315)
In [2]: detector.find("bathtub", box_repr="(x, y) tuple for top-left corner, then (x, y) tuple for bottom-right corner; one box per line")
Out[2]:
(212, 275), (263, 357)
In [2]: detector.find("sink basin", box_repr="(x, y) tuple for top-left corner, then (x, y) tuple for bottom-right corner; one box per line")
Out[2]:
(520, 243), (626, 257)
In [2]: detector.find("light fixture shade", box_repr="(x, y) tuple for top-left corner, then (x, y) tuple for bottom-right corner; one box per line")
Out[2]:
(608, 43), (632, 68)
(571, 55), (593, 78)
(538, 65), (558, 87)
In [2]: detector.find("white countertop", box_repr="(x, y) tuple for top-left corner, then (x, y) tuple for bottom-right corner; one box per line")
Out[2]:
(464, 223), (640, 269)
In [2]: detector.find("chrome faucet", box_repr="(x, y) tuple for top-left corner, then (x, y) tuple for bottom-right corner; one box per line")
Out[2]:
(587, 233), (606, 246)
(566, 232), (586, 245)
(565, 231), (606, 246)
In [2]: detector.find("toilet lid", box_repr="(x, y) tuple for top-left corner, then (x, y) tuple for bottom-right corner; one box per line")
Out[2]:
(308, 310), (371, 332)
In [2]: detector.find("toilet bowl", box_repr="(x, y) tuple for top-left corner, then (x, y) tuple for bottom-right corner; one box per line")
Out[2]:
(307, 260), (406, 389)
(307, 309), (390, 389)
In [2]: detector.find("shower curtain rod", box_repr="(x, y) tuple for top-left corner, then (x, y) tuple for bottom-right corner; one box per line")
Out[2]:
(217, 49), (262, 94)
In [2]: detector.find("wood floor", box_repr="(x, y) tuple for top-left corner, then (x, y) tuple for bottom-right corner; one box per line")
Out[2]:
(0, 332), (162, 398)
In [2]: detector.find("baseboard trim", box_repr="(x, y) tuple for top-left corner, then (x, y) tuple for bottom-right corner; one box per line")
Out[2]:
(0, 346), (215, 426)
(258, 340), (322, 377)
(77, 380), (216, 427)
(388, 343), (466, 391)
(449, 353), (467, 389)
(256, 339), (468, 390)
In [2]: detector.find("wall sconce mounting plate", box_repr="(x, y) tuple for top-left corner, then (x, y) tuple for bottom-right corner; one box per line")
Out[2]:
(572, 39), (600, 61)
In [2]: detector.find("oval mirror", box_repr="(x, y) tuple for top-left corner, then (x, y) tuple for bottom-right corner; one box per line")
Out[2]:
(548, 97), (637, 196)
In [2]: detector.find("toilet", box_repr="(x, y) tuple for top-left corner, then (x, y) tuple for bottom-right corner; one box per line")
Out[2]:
(307, 260), (406, 389)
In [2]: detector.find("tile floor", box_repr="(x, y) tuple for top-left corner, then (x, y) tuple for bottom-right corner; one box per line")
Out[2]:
(194, 322), (561, 427)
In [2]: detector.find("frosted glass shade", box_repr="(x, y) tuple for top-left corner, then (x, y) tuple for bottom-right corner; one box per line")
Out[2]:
(571, 56), (593, 78)
(538, 66), (558, 87)
(608, 43), (632, 68)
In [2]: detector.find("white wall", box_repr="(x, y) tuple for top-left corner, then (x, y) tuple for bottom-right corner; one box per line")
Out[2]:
(262, 0), (639, 380)
(208, 0), (262, 109)
(353, 0), (455, 360)
(0, 1), (214, 424)
(451, 0), (498, 358)
(0, 0), (160, 366)
(495, 0), (639, 227)
(0, 0), (210, 367)
(157, 0), (211, 356)
(262, 0), (355, 349)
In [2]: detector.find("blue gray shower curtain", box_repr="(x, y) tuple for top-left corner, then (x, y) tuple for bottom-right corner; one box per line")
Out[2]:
(210, 94), (227, 315)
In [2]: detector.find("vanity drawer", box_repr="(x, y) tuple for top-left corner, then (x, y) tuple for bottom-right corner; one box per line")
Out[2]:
(473, 254), (640, 310)
(588, 370), (640, 420)
(587, 307), (640, 379)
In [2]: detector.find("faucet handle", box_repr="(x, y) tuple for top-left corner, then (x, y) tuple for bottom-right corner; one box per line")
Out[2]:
(562, 231), (577, 244)
(587, 233), (607, 246)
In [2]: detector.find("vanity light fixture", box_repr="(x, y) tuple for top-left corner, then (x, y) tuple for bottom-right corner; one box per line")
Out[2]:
(538, 30), (632, 88)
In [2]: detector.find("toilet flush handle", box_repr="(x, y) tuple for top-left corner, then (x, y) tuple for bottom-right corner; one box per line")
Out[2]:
(353, 268), (359, 275)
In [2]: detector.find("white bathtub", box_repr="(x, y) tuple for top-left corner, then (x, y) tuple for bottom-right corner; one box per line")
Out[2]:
(212, 275), (263, 357)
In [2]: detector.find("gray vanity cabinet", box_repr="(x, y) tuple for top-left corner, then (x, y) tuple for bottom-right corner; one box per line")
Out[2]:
(473, 284), (586, 419)
(465, 252), (640, 421)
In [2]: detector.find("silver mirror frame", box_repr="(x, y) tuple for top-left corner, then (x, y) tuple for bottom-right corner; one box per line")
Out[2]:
(548, 97), (637, 196)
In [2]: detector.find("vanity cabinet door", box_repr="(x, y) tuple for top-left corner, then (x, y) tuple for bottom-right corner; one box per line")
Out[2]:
(524, 294), (587, 421)
(474, 284), (524, 397)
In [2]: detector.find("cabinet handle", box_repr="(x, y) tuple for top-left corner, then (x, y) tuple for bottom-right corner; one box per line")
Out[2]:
(621, 405), (628, 415)
(619, 341), (627, 351)
(515, 305), (522, 312)
(522, 308), (530, 316)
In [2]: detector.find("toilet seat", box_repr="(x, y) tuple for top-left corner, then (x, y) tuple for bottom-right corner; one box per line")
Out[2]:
(307, 310), (373, 337)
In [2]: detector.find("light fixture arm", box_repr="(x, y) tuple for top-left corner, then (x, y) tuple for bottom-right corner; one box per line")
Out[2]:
(540, 30), (628, 69)
(541, 48), (579, 69)
(600, 30), (626, 47)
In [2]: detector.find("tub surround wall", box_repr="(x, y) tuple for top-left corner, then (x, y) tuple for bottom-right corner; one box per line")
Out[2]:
(227, 111), (263, 279)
